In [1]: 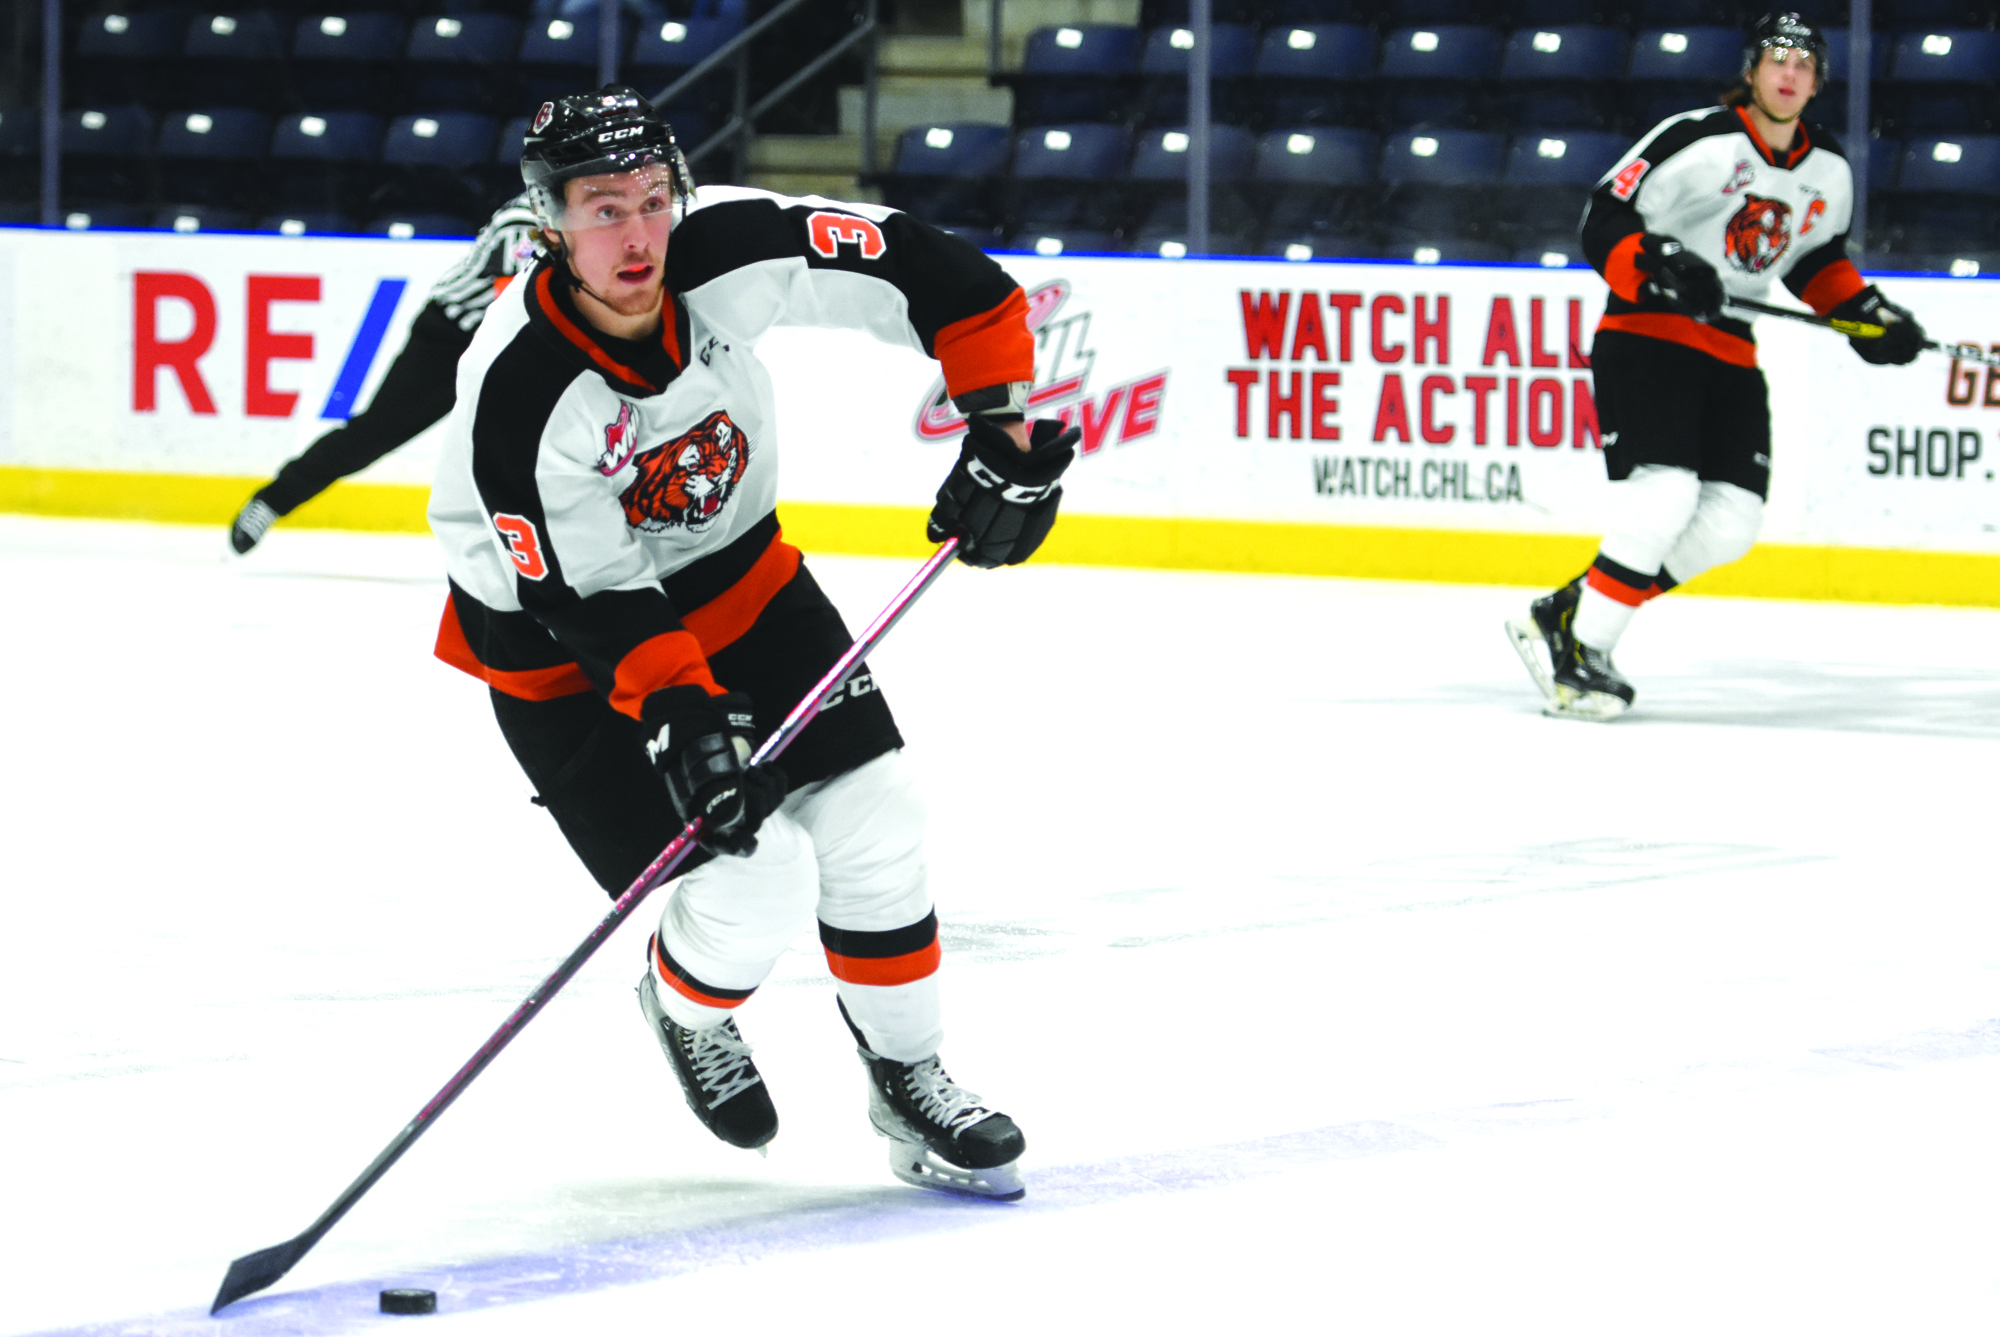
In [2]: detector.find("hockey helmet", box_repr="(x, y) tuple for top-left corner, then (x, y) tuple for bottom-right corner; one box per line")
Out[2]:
(1743, 12), (1830, 81)
(519, 85), (694, 231)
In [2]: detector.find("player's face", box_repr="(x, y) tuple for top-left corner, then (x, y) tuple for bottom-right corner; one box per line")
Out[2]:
(560, 166), (674, 316)
(1750, 46), (1819, 122)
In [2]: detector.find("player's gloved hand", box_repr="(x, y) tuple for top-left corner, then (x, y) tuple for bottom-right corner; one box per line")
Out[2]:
(1634, 234), (1725, 321)
(927, 416), (1080, 569)
(1831, 286), (1926, 366)
(640, 685), (785, 857)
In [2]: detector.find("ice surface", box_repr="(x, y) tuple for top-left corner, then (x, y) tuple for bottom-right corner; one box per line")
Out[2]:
(1, 515), (1996, 1336)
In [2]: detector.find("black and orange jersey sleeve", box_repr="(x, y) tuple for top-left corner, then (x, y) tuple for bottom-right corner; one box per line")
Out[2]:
(666, 190), (1035, 399)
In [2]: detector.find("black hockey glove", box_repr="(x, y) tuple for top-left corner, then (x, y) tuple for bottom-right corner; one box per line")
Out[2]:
(927, 416), (1080, 569)
(640, 685), (785, 858)
(1831, 286), (1926, 366)
(1634, 234), (1725, 322)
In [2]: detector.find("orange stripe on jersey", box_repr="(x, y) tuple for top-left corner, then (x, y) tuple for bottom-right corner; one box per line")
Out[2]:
(1586, 565), (1652, 607)
(824, 940), (943, 987)
(534, 268), (659, 394)
(433, 596), (593, 700)
(1602, 232), (1647, 304)
(681, 532), (802, 657)
(1799, 258), (1866, 316)
(1597, 312), (1758, 368)
(608, 629), (721, 719)
(932, 286), (1035, 399)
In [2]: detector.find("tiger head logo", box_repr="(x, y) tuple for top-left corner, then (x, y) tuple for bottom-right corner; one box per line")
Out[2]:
(618, 410), (748, 535)
(1723, 193), (1792, 274)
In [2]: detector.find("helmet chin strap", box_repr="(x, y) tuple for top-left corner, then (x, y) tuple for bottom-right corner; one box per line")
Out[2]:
(546, 230), (663, 324)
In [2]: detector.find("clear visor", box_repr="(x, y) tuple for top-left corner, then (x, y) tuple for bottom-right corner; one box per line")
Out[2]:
(550, 162), (682, 232)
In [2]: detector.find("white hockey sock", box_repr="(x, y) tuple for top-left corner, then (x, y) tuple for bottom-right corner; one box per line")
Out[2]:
(1572, 584), (1640, 651)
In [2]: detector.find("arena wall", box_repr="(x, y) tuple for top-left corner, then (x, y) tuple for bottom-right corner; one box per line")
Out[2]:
(1, 228), (1994, 604)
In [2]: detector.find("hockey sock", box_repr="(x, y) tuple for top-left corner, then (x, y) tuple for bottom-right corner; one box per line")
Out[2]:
(1573, 553), (1659, 650)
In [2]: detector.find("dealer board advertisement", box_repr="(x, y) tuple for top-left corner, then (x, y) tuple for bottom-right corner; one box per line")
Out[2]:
(0, 226), (1994, 558)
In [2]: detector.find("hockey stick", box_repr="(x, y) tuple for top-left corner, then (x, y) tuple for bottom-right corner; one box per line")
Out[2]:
(1724, 295), (2000, 366)
(210, 536), (962, 1315)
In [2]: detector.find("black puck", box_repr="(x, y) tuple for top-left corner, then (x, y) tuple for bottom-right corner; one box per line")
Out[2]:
(379, 1288), (437, 1315)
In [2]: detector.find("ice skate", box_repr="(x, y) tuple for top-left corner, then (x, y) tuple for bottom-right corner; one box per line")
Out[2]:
(1505, 576), (1581, 705)
(637, 968), (778, 1151)
(229, 497), (279, 555)
(840, 1001), (1025, 1200)
(1547, 641), (1636, 721)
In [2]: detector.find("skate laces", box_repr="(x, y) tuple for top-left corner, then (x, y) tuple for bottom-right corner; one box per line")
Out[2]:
(683, 1021), (761, 1108)
(900, 1058), (994, 1134)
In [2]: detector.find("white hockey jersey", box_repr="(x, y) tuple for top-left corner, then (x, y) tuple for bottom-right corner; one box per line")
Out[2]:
(427, 187), (1032, 716)
(1581, 104), (1867, 366)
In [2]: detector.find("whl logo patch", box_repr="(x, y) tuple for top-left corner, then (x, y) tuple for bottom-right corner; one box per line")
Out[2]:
(618, 410), (748, 535)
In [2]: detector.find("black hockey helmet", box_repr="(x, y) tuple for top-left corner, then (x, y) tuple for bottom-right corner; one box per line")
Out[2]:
(519, 85), (694, 230)
(1743, 12), (1830, 81)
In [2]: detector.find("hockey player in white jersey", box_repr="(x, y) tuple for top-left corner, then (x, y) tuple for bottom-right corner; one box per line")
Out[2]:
(229, 196), (542, 553)
(1507, 12), (1928, 719)
(428, 88), (1077, 1198)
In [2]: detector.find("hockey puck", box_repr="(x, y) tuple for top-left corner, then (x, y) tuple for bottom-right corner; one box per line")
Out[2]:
(379, 1288), (437, 1315)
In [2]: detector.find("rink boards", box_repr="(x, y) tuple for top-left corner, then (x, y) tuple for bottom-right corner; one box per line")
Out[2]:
(0, 225), (1994, 604)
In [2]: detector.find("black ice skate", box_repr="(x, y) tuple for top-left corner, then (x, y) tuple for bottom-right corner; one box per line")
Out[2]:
(839, 1000), (1025, 1200)
(1503, 576), (1581, 706)
(1549, 640), (1636, 721)
(229, 497), (280, 555)
(637, 968), (778, 1151)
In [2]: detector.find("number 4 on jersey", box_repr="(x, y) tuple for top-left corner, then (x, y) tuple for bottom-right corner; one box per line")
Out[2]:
(493, 513), (549, 580)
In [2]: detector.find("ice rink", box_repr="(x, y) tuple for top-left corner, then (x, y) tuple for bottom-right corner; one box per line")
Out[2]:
(2, 512), (1996, 1336)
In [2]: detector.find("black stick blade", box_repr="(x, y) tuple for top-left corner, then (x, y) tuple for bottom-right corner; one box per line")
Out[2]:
(211, 1237), (308, 1314)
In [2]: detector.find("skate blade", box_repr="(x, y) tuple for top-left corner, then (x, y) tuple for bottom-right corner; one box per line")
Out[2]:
(884, 1141), (1025, 1201)
(1504, 618), (1558, 703)
(1544, 685), (1630, 722)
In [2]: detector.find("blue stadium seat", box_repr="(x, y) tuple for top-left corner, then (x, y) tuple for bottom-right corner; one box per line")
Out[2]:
(1016, 25), (1142, 124)
(1379, 128), (1504, 184)
(1819, 28), (1890, 84)
(629, 17), (741, 75)
(1501, 129), (1625, 186)
(406, 14), (520, 64)
(1624, 86), (1727, 131)
(1896, 135), (2000, 193)
(1138, 23), (1255, 76)
(1877, 0), (1996, 25)
(891, 123), (1012, 177)
(382, 112), (496, 166)
(1252, 126), (1376, 185)
(1384, 0), (1485, 22)
(1377, 25), (1503, 79)
(291, 13), (404, 108)
(1248, 24), (1374, 127)
(366, 212), (475, 238)
(178, 10), (290, 107)
(1513, 0), (1626, 21)
(1012, 123), (1130, 180)
(1627, 27), (1739, 81)
(1265, 0), (1372, 21)
(517, 13), (610, 104)
(1261, 232), (1379, 260)
(1377, 26), (1502, 128)
(1388, 237), (1509, 263)
(1005, 227), (1123, 256)
(70, 9), (188, 103)
(1128, 124), (1256, 182)
(1500, 26), (1628, 79)
(1886, 29), (2000, 82)
(257, 210), (357, 236)
(183, 10), (284, 60)
(404, 14), (522, 112)
(271, 111), (382, 162)
(1512, 238), (1587, 266)
(1632, 0), (1738, 22)
(883, 123), (1011, 227)
(0, 105), (39, 156)
(59, 204), (151, 230)
(156, 107), (269, 157)
(495, 114), (533, 164)
(60, 105), (154, 158)
(152, 203), (250, 232)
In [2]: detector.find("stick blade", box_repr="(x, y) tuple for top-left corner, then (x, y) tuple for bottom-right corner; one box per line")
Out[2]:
(211, 1237), (308, 1313)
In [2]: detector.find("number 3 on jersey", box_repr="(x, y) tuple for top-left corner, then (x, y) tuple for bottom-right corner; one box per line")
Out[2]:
(493, 513), (549, 580)
(807, 211), (887, 261)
